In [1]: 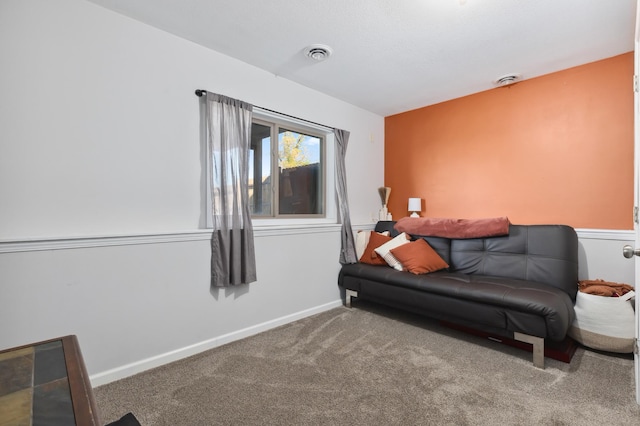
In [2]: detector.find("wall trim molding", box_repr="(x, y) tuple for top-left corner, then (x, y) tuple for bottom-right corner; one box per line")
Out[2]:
(0, 225), (631, 254)
(351, 225), (635, 241)
(575, 228), (634, 241)
(0, 224), (343, 253)
(0, 231), (212, 253)
(352, 223), (376, 232)
(89, 299), (344, 387)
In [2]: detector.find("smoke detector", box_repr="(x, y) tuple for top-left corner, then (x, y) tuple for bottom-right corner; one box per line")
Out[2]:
(304, 44), (333, 61)
(493, 73), (522, 86)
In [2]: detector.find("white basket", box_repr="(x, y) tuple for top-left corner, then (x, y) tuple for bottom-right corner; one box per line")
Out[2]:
(568, 291), (635, 353)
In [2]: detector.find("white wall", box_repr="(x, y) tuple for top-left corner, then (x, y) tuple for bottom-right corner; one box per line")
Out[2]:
(0, 0), (384, 385)
(0, 0), (383, 239)
(0, 229), (344, 384)
(577, 230), (635, 285)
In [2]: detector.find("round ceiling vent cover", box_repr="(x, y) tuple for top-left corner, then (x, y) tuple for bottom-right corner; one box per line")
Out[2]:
(304, 44), (333, 61)
(494, 73), (522, 86)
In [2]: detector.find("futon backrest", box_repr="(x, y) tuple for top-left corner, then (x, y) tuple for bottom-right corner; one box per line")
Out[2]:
(374, 221), (579, 300)
(449, 225), (578, 300)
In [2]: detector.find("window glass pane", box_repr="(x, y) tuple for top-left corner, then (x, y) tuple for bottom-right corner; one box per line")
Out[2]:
(249, 122), (272, 216)
(278, 128), (323, 215)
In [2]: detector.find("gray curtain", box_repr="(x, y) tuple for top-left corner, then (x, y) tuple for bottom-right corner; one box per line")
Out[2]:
(334, 128), (357, 264)
(203, 93), (257, 287)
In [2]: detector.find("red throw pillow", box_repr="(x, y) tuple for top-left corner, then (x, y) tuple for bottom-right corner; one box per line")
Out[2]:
(390, 239), (449, 274)
(359, 232), (393, 265)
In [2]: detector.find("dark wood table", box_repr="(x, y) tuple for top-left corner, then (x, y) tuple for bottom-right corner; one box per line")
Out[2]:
(0, 335), (100, 425)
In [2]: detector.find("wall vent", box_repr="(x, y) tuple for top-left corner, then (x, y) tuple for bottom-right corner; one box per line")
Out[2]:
(304, 44), (333, 61)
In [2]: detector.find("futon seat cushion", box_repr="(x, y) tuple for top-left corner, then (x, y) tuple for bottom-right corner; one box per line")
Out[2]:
(339, 263), (575, 341)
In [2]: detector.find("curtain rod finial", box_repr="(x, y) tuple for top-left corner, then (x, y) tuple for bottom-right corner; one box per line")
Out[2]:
(195, 89), (206, 97)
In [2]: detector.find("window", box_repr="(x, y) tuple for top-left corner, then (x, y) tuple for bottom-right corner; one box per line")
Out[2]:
(249, 111), (335, 224)
(204, 109), (336, 228)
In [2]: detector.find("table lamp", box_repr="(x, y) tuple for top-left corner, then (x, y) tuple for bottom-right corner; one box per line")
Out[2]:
(408, 198), (422, 217)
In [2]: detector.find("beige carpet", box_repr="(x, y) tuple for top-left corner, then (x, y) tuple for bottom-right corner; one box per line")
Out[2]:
(95, 301), (640, 425)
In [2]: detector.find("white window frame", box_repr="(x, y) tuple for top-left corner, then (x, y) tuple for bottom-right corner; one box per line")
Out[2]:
(204, 109), (337, 229)
(250, 109), (336, 228)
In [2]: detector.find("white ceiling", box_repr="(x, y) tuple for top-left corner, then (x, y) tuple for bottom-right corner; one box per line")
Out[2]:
(87, 0), (636, 116)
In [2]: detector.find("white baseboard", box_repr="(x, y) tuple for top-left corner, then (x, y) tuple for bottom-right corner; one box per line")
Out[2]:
(89, 299), (343, 387)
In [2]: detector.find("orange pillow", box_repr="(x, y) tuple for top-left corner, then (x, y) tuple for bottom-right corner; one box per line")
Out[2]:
(359, 232), (393, 265)
(390, 239), (449, 274)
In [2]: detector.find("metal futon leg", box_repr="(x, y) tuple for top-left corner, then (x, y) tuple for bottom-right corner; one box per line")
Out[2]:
(345, 289), (358, 308)
(514, 332), (545, 369)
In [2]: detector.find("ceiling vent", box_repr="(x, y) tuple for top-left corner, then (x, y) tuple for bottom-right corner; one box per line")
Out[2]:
(304, 44), (333, 61)
(493, 73), (522, 86)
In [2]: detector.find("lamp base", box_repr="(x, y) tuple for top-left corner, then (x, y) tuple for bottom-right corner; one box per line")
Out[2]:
(410, 212), (420, 217)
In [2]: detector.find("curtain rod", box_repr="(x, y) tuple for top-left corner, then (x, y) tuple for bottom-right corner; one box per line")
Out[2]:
(195, 89), (334, 131)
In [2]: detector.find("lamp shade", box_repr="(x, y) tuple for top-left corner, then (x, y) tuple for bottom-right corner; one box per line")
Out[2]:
(408, 198), (422, 217)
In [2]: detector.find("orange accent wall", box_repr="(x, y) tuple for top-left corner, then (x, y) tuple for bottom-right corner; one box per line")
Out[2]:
(385, 53), (634, 230)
